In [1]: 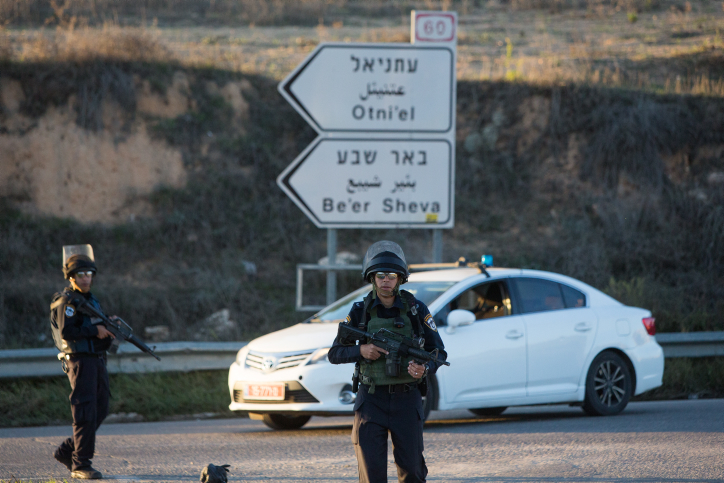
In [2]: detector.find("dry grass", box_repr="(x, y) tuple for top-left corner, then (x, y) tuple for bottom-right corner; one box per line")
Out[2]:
(1, 24), (169, 63)
(2, 1), (723, 96)
(0, 0), (343, 26)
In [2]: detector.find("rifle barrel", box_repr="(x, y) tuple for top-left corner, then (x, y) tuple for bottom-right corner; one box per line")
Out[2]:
(77, 300), (160, 361)
(127, 335), (161, 360)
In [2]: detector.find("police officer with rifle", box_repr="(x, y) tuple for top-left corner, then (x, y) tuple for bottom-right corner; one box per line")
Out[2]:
(50, 245), (158, 479)
(328, 241), (448, 483)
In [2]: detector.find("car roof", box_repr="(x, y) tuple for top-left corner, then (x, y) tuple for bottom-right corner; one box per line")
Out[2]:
(407, 266), (621, 307)
(407, 267), (519, 282)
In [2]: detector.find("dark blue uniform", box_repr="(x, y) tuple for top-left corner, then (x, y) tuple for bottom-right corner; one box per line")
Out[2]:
(50, 287), (111, 473)
(329, 292), (447, 483)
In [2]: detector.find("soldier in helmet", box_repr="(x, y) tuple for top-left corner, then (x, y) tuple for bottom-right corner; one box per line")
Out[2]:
(328, 241), (447, 483)
(50, 245), (115, 480)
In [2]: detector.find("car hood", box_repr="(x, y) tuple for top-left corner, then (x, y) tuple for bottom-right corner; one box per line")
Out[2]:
(247, 322), (341, 353)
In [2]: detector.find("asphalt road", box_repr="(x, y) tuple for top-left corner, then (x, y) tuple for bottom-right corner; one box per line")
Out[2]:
(1, 399), (723, 483)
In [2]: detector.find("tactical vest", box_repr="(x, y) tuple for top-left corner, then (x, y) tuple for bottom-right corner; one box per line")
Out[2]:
(359, 293), (420, 393)
(50, 291), (107, 354)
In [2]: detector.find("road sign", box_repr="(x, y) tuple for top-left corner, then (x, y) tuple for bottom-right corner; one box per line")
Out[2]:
(277, 11), (457, 231)
(278, 44), (455, 134)
(277, 138), (454, 228)
(412, 12), (457, 43)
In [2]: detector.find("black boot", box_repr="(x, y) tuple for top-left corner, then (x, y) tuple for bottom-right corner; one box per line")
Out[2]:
(53, 448), (73, 472)
(71, 466), (103, 479)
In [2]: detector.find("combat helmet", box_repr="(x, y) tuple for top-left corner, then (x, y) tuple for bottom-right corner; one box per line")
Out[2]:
(361, 241), (409, 284)
(62, 244), (97, 280)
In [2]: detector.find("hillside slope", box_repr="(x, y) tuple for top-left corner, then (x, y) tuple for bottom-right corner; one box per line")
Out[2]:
(1, 60), (722, 350)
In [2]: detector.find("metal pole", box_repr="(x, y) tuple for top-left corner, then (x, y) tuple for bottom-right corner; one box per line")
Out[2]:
(327, 229), (337, 305)
(432, 229), (443, 263)
(296, 265), (304, 310)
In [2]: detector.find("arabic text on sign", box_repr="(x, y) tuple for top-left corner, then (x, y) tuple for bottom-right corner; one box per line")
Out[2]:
(359, 83), (406, 101)
(347, 177), (382, 194)
(391, 175), (416, 193)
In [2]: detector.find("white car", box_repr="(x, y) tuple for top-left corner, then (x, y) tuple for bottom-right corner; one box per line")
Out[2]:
(228, 261), (664, 430)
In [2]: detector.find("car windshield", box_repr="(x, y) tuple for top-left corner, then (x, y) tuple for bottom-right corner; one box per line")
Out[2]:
(308, 281), (456, 323)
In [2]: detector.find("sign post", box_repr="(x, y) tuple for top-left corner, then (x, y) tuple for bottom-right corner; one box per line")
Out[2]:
(411, 10), (458, 262)
(278, 11), (457, 305)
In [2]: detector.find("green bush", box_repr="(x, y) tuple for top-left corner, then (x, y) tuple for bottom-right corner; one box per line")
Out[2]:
(634, 357), (724, 400)
(0, 371), (237, 428)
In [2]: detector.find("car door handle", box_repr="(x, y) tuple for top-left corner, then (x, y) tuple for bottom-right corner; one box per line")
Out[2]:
(575, 323), (592, 332)
(505, 330), (524, 339)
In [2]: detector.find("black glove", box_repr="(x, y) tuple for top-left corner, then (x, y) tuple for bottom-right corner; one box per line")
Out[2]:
(200, 464), (230, 483)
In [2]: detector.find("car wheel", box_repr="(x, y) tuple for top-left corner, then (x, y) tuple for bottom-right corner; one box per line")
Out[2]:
(261, 414), (311, 430)
(469, 407), (507, 417)
(422, 376), (436, 422)
(582, 351), (632, 416)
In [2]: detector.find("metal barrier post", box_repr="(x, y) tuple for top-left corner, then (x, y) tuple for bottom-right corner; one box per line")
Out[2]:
(432, 229), (443, 263)
(327, 229), (337, 305)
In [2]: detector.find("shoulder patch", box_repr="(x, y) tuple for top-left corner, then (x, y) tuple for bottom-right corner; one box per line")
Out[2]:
(64, 305), (75, 317)
(344, 315), (351, 324)
(424, 313), (437, 332)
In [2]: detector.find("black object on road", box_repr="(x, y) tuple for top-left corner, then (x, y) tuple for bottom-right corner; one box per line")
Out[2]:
(200, 464), (230, 483)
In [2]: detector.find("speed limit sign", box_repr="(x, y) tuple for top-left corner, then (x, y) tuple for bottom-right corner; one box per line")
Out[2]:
(412, 11), (457, 43)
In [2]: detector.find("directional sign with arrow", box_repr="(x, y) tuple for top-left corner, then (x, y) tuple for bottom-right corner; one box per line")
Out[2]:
(279, 44), (455, 134)
(278, 138), (453, 228)
(278, 12), (457, 231)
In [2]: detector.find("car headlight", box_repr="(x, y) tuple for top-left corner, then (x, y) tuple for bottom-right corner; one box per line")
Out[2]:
(307, 347), (330, 365)
(236, 345), (250, 366)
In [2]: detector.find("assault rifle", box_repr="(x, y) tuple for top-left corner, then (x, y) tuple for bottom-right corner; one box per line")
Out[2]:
(74, 298), (161, 361)
(339, 323), (449, 392)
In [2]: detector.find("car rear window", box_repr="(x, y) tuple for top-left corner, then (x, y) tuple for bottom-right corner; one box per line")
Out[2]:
(514, 278), (565, 314)
(513, 278), (587, 314)
(561, 284), (586, 308)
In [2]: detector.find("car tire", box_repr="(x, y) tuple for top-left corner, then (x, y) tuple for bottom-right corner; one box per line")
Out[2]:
(582, 351), (632, 416)
(261, 413), (311, 430)
(469, 407), (507, 417)
(422, 376), (436, 422)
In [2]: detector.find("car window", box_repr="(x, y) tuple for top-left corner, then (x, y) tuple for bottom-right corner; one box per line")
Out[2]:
(310, 285), (371, 322)
(308, 281), (456, 323)
(514, 278), (565, 314)
(561, 284), (586, 308)
(438, 281), (511, 324)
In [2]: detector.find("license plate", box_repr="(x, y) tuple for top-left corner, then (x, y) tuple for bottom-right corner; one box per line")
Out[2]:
(244, 383), (285, 401)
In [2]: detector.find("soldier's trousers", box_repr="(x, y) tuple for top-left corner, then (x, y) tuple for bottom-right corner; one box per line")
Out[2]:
(352, 384), (427, 483)
(55, 355), (110, 471)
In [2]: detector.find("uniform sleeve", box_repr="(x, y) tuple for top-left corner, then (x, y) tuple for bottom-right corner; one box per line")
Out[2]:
(55, 299), (99, 341)
(416, 301), (447, 376)
(327, 303), (364, 365)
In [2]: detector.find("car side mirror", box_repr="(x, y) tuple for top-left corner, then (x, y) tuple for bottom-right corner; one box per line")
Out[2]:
(446, 309), (475, 334)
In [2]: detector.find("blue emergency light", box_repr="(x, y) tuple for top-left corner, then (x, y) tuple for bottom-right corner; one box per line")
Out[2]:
(481, 255), (493, 267)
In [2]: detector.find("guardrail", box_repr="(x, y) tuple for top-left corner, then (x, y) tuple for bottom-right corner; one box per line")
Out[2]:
(0, 341), (247, 378)
(0, 332), (722, 378)
(654, 332), (724, 358)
